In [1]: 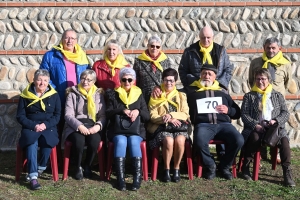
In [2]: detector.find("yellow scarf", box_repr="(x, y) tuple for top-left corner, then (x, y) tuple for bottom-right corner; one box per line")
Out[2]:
(115, 86), (142, 109)
(137, 51), (168, 72)
(77, 84), (98, 122)
(251, 84), (273, 114)
(199, 42), (213, 64)
(52, 43), (89, 65)
(104, 54), (128, 77)
(20, 84), (57, 111)
(148, 84), (179, 111)
(262, 51), (290, 68)
(190, 79), (221, 91)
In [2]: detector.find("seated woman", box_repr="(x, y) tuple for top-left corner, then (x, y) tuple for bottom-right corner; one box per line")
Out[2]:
(147, 68), (190, 183)
(241, 68), (295, 187)
(93, 39), (130, 91)
(16, 69), (61, 190)
(106, 67), (150, 191)
(63, 69), (106, 180)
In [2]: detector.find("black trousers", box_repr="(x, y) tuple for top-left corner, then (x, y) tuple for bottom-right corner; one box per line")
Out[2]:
(67, 131), (101, 168)
(243, 131), (290, 167)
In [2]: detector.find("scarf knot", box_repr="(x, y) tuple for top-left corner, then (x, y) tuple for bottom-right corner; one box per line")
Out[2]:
(199, 42), (213, 65)
(104, 54), (129, 76)
(251, 84), (273, 117)
(77, 84), (98, 122)
(52, 43), (89, 65)
(190, 79), (221, 91)
(138, 51), (167, 72)
(115, 86), (142, 108)
(262, 51), (290, 68)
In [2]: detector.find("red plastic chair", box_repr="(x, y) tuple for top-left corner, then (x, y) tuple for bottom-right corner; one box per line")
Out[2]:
(197, 140), (237, 178)
(151, 140), (193, 181)
(238, 146), (278, 181)
(15, 144), (59, 182)
(106, 141), (148, 181)
(62, 140), (105, 180)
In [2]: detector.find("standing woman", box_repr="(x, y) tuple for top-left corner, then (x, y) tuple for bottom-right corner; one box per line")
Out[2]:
(93, 40), (131, 91)
(133, 36), (171, 103)
(63, 70), (106, 180)
(106, 68), (150, 191)
(16, 69), (61, 190)
(147, 68), (190, 182)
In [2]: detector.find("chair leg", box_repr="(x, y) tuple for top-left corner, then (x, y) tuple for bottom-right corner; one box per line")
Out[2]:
(151, 146), (159, 181)
(232, 157), (237, 178)
(106, 142), (114, 180)
(15, 144), (22, 182)
(141, 141), (148, 181)
(238, 150), (244, 173)
(185, 141), (193, 180)
(271, 146), (278, 170)
(253, 149), (261, 181)
(197, 155), (203, 178)
(62, 141), (72, 180)
(97, 141), (105, 180)
(50, 146), (59, 182)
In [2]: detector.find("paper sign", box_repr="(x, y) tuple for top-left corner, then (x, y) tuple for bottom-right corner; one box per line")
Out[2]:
(196, 97), (223, 114)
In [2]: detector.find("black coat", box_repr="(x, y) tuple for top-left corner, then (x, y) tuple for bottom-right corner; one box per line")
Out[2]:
(16, 83), (61, 148)
(105, 89), (150, 140)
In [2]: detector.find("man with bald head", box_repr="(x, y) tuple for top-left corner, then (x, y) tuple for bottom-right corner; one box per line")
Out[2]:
(179, 26), (234, 91)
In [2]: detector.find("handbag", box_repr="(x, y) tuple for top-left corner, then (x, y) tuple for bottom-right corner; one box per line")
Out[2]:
(262, 122), (280, 147)
(114, 115), (141, 135)
(155, 120), (190, 134)
(78, 118), (95, 128)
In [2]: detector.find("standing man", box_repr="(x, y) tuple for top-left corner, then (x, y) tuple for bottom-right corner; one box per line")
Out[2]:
(179, 26), (234, 91)
(248, 37), (292, 163)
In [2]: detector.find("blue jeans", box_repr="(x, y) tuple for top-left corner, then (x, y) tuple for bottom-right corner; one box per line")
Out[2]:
(26, 136), (52, 179)
(193, 123), (244, 169)
(113, 135), (143, 157)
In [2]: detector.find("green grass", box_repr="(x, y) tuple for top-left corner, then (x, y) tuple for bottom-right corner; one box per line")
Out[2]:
(0, 148), (299, 200)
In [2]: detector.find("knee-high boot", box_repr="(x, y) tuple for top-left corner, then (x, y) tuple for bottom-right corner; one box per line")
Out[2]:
(114, 157), (126, 191)
(131, 157), (142, 191)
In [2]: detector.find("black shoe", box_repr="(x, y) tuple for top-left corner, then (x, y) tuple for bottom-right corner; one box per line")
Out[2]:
(282, 165), (296, 187)
(163, 169), (171, 182)
(204, 164), (216, 180)
(221, 168), (233, 180)
(75, 167), (83, 180)
(242, 165), (252, 181)
(114, 157), (126, 191)
(30, 179), (41, 190)
(83, 165), (92, 179)
(172, 169), (180, 183)
(131, 157), (142, 191)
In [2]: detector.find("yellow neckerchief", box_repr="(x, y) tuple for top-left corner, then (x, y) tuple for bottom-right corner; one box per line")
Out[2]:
(104, 54), (128, 77)
(20, 84), (57, 111)
(52, 43), (89, 65)
(148, 84), (179, 111)
(262, 51), (290, 68)
(115, 86), (142, 109)
(199, 42), (213, 64)
(77, 83), (98, 122)
(137, 51), (167, 72)
(251, 84), (273, 114)
(190, 79), (221, 91)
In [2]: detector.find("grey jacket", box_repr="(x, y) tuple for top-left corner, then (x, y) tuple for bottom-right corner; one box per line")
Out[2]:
(179, 41), (233, 89)
(241, 90), (289, 142)
(62, 86), (106, 144)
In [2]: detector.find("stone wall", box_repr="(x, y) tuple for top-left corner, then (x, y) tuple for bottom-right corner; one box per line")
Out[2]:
(1, 1), (300, 149)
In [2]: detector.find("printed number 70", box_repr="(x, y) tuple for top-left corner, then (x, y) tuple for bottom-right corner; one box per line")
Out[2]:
(205, 101), (218, 109)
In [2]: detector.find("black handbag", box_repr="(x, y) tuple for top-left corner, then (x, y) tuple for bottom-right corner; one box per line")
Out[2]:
(155, 120), (190, 134)
(262, 122), (280, 147)
(114, 115), (141, 135)
(78, 118), (95, 128)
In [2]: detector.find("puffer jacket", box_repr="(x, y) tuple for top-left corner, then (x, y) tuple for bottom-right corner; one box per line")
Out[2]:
(178, 41), (234, 89)
(39, 48), (90, 106)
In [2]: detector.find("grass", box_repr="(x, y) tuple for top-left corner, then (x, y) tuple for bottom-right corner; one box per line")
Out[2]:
(0, 148), (299, 200)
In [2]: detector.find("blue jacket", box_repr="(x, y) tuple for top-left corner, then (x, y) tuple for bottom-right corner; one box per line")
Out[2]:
(39, 48), (90, 106)
(16, 83), (61, 148)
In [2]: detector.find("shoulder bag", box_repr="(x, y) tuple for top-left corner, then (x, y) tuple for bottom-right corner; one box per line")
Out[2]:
(114, 115), (141, 135)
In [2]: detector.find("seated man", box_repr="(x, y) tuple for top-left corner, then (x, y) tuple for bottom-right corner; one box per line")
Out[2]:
(186, 64), (244, 180)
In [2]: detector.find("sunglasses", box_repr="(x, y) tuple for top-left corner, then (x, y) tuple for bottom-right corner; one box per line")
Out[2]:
(121, 78), (133, 83)
(150, 45), (161, 49)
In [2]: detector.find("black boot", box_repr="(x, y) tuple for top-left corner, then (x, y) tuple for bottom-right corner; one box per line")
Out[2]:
(282, 165), (296, 187)
(163, 169), (171, 182)
(114, 157), (126, 191)
(172, 169), (180, 183)
(242, 159), (252, 181)
(204, 164), (216, 180)
(131, 157), (142, 191)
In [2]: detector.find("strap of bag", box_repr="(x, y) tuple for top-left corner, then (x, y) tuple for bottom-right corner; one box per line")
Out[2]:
(140, 61), (161, 87)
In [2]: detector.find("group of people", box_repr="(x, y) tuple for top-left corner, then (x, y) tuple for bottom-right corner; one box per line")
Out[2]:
(16, 26), (295, 191)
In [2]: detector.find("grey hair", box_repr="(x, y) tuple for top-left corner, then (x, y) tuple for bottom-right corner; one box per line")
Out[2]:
(147, 35), (162, 46)
(254, 68), (273, 83)
(61, 29), (77, 41)
(80, 69), (97, 82)
(103, 39), (123, 59)
(34, 69), (50, 81)
(119, 67), (136, 81)
(263, 37), (281, 47)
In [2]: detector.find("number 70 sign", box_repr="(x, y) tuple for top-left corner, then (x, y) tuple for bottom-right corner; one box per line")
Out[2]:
(196, 97), (223, 114)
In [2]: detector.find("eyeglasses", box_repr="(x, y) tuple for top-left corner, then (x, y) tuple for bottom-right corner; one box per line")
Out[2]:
(150, 45), (161, 49)
(80, 78), (93, 83)
(256, 78), (268, 81)
(121, 78), (133, 83)
(64, 37), (77, 41)
(163, 79), (175, 83)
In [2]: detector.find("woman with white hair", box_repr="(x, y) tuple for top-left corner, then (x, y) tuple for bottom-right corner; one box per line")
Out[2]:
(92, 39), (130, 90)
(133, 35), (171, 103)
(106, 67), (150, 191)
